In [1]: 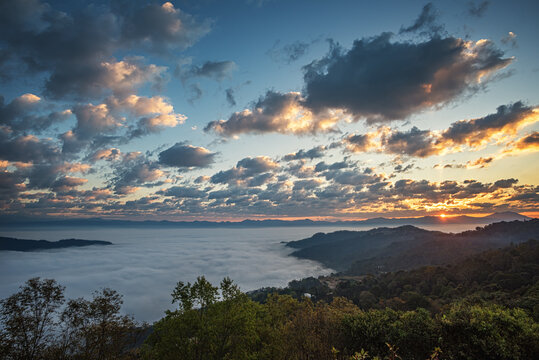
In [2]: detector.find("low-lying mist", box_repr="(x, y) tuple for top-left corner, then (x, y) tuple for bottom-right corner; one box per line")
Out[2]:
(0, 226), (339, 322)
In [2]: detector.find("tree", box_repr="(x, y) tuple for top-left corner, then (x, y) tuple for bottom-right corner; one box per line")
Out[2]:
(58, 289), (137, 359)
(144, 276), (261, 360)
(0, 278), (138, 360)
(0, 277), (64, 360)
(171, 275), (219, 313)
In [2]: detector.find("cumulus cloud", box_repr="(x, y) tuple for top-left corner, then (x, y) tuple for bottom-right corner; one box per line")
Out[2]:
(0, 131), (62, 164)
(204, 91), (345, 137)
(61, 95), (186, 153)
(211, 156), (278, 186)
(158, 185), (207, 199)
(209, 26), (512, 137)
(440, 102), (537, 147)
(51, 176), (88, 192)
(302, 34), (512, 122)
(46, 59), (166, 100)
(114, 95), (187, 136)
(0, 0), (209, 99)
(119, 1), (211, 53)
(0, 170), (26, 202)
(158, 143), (216, 168)
(382, 126), (439, 157)
(236, 156), (279, 175)
(109, 154), (165, 194)
(283, 146), (327, 161)
(88, 148), (122, 162)
(0, 94), (71, 134)
(342, 102), (538, 158)
(344, 133), (376, 153)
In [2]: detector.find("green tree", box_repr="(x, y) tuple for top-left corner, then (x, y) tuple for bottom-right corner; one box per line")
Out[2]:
(439, 302), (539, 360)
(144, 276), (261, 360)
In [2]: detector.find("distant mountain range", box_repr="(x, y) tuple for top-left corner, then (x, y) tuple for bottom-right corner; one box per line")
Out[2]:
(0, 237), (112, 252)
(286, 219), (539, 274)
(0, 211), (531, 228)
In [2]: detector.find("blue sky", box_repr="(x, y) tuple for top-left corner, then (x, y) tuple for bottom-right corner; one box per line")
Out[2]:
(0, 0), (537, 220)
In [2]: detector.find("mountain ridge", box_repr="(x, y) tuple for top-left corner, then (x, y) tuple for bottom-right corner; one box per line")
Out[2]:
(0, 237), (113, 252)
(0, 211), (531, 228)
(285, 219), (539, 273)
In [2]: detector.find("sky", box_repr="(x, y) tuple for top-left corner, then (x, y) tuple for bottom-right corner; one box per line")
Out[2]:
(0, 0), (538, 221)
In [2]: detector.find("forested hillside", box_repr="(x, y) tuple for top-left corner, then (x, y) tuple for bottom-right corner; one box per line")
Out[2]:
(252, 240), (539, 317)
(2, 239), (538, 359)
(287, 220), (538, 273)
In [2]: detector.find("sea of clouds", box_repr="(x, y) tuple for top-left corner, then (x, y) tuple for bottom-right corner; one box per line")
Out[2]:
(0, 226), (344, 322)
(0, 223), (482, 322)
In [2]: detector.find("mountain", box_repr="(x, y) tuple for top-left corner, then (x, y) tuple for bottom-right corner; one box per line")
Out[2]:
(286, 219), (539, 273)
(0, 212), (532, 228)
(250, 239), (539, 315)
(482, 211), (531, 221)
(0, 237), (112, 252)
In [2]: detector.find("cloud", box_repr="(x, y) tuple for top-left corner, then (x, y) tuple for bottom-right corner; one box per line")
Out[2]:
(468, 1), (490, 17)
(225, 88), (236, 107)
(267, 39), (319, 64)
(158, 143), (216, 168)
(0, 170), (26, 202)
(466, 156), (494, 168)
(0, 94), (71, 134)
(237, 156), (278, 175)
(187, 83), (203, 104)
(0, 131), (62, 164)
(181, 60), (237, 81)
(115, 95), (187, 136)
(283, 146), (327, 161)
(342, 102), (538, 158)
(503, 131), (539, 155)
(61, 95), (186, 153)
(0, 0), (209, 100)
(204, 91), (344, 137)
(393, 163), (415, 173)
(60, 103), (122, 153)
(492, 178), (518, 188)
(501, 32), (517, 48)
(399, 3), (443, 35)
(109, 154), (165, 194)
(72, 103), (123, 139)
(210, 156), (278, 186)
(46, 58), (166, 100)
(119, 1), (211, 53)
(88, 148), (122, 162)
(51, 176), (88, 192)
(344, 133), (376, 153)
(302, 33), (512, 122)
(382, 126), (439, 157)
(157, 185), (207, 199)
(440, 102), (537, 148)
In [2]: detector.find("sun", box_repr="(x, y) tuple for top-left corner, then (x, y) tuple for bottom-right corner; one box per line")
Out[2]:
(439, 213), (447, 218)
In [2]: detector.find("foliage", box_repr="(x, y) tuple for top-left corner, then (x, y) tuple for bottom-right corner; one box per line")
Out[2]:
(0, 278), (140, 360)
(252, 240), (539, 316)
(3, 239), (538, 359)
(144, 277), (538, 360)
